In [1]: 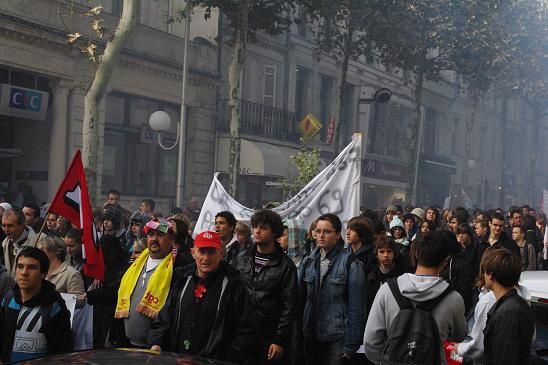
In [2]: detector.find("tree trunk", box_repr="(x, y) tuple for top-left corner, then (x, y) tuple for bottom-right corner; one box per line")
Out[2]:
(409, 72), (424, 205)
(462, 95), (479, 189)
(333, 30), (352, 155)
(528, 105), (541, 204)
(82, 0), (139, 204)
(499, 94), (510, 208)
(227, 0), (249, 198)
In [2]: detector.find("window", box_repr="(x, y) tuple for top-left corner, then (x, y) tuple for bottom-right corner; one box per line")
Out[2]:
(423, 108), (437, 155)
(368, 102), (413, 160)
(103, 93), (178, 198)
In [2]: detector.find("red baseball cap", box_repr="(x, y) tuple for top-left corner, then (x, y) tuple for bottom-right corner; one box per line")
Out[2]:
(194, 231), (223, 249)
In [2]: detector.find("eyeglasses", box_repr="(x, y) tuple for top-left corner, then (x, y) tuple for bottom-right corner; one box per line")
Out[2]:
(314, 229), (336, 236)
(1, 224), (15, 228)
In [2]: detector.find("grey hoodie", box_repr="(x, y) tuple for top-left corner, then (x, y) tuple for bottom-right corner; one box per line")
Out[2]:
(0, 264), (15, 298)
(364, 273), (467, 365)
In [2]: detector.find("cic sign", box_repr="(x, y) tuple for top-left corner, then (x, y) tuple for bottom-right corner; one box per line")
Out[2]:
(0, 83), (49, 121)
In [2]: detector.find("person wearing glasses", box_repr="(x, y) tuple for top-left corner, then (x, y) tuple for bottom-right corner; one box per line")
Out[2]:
(1, 208), (37, 276)
(298, 214), (365, 365)
(482, 212), (520, 260)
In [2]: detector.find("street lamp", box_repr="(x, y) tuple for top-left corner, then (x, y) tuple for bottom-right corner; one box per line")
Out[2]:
(359, 88), (392, 104)
(149, 111), (179, 150)
(148, 2), (192, 208)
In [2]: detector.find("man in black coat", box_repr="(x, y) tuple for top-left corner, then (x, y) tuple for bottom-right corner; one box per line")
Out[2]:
(234, 209), (299, 364)
(149, 231), (255, 364)
(482, 247), (534, 365)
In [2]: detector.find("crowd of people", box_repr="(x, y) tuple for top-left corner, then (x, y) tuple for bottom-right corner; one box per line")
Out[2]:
(0, 190), (546, 365)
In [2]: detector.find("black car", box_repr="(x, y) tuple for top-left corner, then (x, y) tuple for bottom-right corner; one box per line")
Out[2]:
(14, 348), (235, 365)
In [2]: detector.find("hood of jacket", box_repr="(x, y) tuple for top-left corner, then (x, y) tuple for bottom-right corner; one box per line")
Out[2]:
(397, 273), (450, 302)
(13, 279), (63, 307)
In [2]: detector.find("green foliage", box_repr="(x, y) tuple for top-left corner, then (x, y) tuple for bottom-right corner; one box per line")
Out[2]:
(179, 0), (296, 42)
(278, 139), (321, 198)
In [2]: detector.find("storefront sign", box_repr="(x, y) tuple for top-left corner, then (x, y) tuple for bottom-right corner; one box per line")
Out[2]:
(0, 83), (49, 121)
(362, 157), (408, 183)
(140, 126), (176, 146)
(325, 117), (336, 145)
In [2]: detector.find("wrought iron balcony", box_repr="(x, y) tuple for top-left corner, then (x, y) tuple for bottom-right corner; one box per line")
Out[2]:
(217, 99), (299, 141)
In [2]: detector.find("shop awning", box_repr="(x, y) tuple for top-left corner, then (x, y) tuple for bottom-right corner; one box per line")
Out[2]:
(216, 138), (296, 177)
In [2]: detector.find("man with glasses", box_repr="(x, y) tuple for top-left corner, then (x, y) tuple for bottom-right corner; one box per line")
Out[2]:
(1, 208), (37, 276)
(483, 212), (520, 259)
(299, 213), (365, 365)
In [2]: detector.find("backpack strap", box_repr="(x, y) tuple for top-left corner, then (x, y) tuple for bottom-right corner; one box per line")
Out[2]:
(419, 283), (453, 312)
(387, 278), (412, 310)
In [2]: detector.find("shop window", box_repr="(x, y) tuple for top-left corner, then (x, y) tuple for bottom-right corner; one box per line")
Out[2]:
(106, 95), (125, 125)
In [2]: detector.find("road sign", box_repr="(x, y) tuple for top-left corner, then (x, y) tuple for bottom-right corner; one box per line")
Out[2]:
(299, 113), (322, 140)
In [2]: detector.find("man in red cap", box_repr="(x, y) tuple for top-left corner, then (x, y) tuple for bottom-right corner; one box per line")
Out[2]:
(149, 231), (255, 363)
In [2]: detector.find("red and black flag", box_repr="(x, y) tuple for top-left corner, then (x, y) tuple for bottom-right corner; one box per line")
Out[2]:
(49, 150), (104, 282)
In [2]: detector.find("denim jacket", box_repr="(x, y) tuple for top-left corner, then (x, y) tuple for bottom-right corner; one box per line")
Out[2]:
(298, 244), (365, 354)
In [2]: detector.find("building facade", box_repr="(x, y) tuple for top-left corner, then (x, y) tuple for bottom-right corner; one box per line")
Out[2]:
(0, 1), (546, 212)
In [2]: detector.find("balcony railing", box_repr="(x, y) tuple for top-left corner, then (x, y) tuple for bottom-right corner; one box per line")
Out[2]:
(217, 99), (298, 141)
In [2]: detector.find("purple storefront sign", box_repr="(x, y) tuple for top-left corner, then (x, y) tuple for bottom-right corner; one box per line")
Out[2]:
(361, 158), (409, 183)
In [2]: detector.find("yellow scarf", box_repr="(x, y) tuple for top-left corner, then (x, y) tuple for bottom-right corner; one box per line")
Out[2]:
(114, 248), (173, 319)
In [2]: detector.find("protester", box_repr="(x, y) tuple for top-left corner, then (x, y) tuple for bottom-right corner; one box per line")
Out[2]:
(346, 216), (376, 273)
(168, 214), (194, 269)
(214, 211), (237, 249)
(226, 221), (252, 266)
(148, 231), (254, 363)
(484, 212), (521, 258)
(0, 247), (72, 362)
(22, 204), (43, 234)
(402, 213), (417, 242)
(37, 235), (85, 295)
(1, 208), (37, 276)
(447, 224), (480, 314)
(511, 225), (536, 271)
(45, 213), (58, 236)
(425, 206), (441, 230)
(183, 196), (202, 223)
(388, 216), (410, 271)
(235, 210), (298, 364)
(482, 247), (534, 365)
(383, 206), (397, 231)
(364, 230), (467, 365)
(126, 210), (152, 253)
(140, 199), (155, 215)
(365, 235), (404, 316)
(108, 219), (175, 348)
(102, 204), (127, 249)
(299, 214), (365, 365)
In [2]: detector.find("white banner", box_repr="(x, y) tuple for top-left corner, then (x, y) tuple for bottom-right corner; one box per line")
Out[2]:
(194, 134), (362, 237)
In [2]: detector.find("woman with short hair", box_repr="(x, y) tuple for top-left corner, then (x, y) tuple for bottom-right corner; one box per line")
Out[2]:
(37, 235), (85, 295)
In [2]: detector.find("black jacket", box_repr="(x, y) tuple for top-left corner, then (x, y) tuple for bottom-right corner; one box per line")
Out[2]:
(234, 244), (298, 348)
(441, 241), (479, 315)
(0, 264), (14, 299)
(491, 231), (521, 258)
(352, 242), (375, 275)
(365, 262), (404, 316)
(484, 289), (534, 365)
(148, 262), (255, 364)
(0, 280), (72, 363)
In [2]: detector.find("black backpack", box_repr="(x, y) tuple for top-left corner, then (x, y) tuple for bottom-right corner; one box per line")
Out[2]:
(381, 278), (452, 365)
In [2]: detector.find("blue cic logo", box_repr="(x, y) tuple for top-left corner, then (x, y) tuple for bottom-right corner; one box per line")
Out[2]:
(9, 88), (42, 112)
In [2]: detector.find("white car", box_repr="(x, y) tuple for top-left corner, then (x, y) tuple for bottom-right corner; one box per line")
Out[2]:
(521, 271), (548, 359)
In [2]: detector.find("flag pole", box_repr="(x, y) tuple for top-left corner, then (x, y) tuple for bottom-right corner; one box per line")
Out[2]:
(33, 213), (50, 245)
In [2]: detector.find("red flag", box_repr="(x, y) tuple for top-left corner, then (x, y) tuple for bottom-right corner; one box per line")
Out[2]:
(49, 150), (104, 282)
